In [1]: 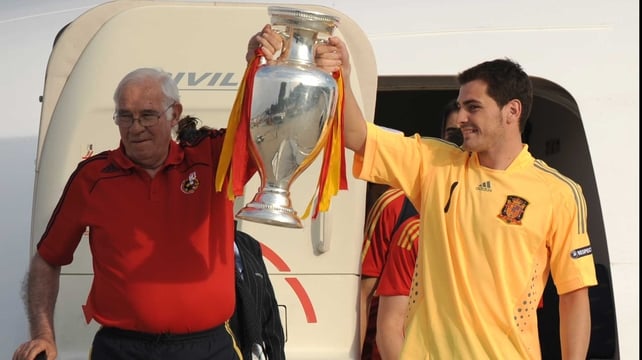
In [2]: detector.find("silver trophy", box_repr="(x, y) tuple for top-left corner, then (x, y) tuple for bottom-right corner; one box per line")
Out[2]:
(236, 7), (340, 228)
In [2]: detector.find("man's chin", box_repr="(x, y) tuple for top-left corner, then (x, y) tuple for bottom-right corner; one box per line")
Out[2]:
(127, 142), (152, 154)
(127, 149), (154, 164)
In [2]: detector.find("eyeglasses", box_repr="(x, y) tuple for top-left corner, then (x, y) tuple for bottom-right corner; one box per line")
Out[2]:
(113, 102), (175, 128)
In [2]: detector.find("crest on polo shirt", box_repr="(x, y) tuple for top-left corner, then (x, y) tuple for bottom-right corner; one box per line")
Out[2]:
(497, 195), (529, 225)
(181, 171), (200, 194)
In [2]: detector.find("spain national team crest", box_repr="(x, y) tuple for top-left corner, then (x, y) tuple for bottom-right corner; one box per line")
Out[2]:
(497, 195), (529, 225)
(181, 171), (200, 194)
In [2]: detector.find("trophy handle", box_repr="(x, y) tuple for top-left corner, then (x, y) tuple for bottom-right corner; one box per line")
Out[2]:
(313, 37), (329, 57)
(272, 27), (290, 42)
(271, 26), (331, 64)
(271, 28), (290, 61)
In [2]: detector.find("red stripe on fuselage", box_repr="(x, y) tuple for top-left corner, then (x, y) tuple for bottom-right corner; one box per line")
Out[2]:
(259, 242), (290, 271)
(285, 277), (317, 323)
(260, 243), (317, 323)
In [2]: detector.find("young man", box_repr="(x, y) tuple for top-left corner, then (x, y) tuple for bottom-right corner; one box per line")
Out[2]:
(13, 28), (284, 360)
(316, 38), (597, 359)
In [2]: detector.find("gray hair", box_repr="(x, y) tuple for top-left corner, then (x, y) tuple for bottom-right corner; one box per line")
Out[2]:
(113, 67), (180, 117)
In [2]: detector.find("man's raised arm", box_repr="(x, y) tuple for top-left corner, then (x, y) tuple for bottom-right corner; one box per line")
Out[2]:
(315, 37), (367, 155)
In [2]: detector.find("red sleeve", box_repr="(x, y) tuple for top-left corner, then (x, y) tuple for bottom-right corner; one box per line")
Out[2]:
(37, 159), (96, 266)
(375, 217), (419, 296)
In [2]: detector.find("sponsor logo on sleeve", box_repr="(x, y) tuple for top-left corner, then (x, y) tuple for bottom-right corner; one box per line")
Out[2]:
(571, 245), (593, 259)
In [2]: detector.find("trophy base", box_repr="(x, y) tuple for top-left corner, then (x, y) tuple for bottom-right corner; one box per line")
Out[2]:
(236, 187), (303, 228)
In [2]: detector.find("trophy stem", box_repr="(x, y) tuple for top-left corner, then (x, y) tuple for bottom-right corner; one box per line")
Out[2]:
(236, 186), (303, 228)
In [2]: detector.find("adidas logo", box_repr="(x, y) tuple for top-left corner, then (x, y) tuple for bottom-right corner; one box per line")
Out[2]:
(476, 181), (492, 192)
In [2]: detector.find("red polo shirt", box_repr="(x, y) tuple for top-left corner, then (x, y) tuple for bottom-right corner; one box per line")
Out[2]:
(37, 130), (252, 334)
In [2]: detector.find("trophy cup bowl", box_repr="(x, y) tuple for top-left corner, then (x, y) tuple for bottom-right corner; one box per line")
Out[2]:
(235, 7), (340, 228)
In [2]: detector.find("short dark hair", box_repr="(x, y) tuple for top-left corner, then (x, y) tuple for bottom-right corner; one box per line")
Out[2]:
(457, 58), (533, 132)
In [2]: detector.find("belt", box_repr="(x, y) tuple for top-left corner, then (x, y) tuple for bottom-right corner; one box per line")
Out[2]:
(98, 324), (227, 343)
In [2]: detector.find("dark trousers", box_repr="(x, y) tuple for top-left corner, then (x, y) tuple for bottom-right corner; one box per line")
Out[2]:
(90, 324), (242, 360)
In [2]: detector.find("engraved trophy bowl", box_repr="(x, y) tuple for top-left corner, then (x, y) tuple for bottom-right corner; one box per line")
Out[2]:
(236, 6), (340, 228)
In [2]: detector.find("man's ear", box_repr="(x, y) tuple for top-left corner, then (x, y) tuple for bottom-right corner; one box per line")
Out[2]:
(170, 102), (183, 126)
(505, 99), (522, 126)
